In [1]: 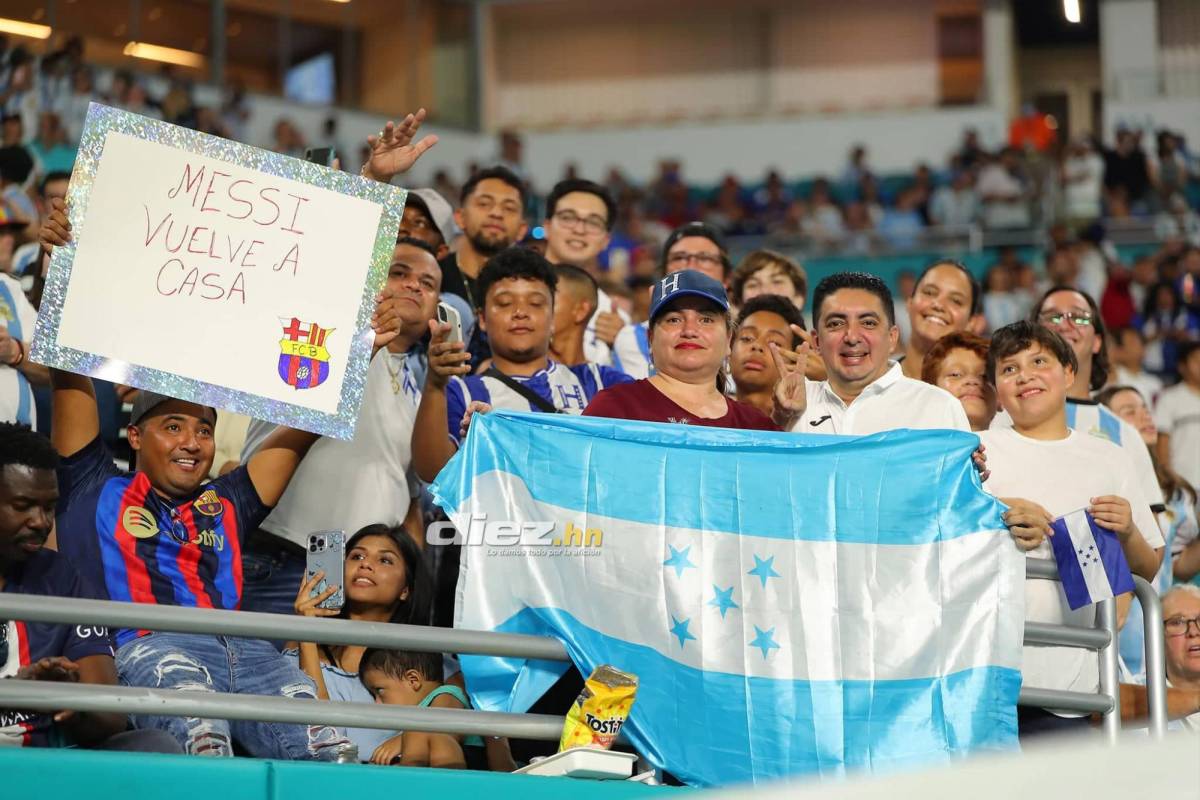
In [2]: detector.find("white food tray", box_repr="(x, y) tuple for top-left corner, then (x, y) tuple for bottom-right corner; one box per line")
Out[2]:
(514, 748), (639, 779)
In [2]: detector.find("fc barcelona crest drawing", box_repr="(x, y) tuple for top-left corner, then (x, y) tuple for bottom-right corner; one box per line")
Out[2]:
(279, 317), (334, 390)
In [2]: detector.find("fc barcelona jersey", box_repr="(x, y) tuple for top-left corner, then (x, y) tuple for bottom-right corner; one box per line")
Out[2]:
(55, 436), (269, 646)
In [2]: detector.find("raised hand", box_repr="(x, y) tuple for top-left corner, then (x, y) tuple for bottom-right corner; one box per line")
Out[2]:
(426, 319), (471, 390)
(40, 197), (72, 254)
(294, 570), (341, 618)
(592, 311), (625, 347)
(371, 288), (404, 353)
(362, 109), (439, 183)
(769, 324), (810, 426)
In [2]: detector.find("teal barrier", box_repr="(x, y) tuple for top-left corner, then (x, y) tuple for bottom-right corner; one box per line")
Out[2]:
(0, 748), (671, 800)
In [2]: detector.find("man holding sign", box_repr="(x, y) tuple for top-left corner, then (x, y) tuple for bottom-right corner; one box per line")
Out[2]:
(35, 107), (437, 758)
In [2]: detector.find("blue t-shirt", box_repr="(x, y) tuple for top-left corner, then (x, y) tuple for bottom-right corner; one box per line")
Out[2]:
(445, 361), (632, 444)
(56, 436), (270, 646)
(1, 549), (114, 747)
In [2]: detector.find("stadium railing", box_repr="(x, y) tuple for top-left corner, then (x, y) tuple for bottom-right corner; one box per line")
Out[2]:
(0, 558), (1168, 744)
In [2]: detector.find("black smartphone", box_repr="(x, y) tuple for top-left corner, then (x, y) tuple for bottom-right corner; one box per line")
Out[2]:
(303, 147), (337, 167)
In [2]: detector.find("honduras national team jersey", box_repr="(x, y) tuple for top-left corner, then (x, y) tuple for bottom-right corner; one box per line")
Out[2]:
(445, 361), (632, 444)
(1, 549), (114, 747)
(55, 437), (269, 646)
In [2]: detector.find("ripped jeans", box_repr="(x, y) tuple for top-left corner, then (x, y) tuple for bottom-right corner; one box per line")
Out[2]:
(116, 632), (348, 760)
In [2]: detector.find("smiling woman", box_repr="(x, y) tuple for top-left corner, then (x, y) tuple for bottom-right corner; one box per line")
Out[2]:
(286, 524), (432, 759)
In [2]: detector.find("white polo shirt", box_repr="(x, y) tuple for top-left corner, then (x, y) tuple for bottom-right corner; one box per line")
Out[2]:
(788, 362), (970, 435)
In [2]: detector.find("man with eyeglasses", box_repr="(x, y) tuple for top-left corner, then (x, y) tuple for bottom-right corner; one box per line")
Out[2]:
(1120, 585), (1200, 731)
(991, 286), (1166, 521)
(612, 222), (731, 379)
(542, 179), (630, 367)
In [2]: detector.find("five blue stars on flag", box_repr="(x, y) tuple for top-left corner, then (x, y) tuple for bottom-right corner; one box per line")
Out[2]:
(663, 545), (782, 658)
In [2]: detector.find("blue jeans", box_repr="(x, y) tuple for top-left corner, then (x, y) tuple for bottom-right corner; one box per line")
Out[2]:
(116, 632), (348, 760)
(240, 533), (308, 618)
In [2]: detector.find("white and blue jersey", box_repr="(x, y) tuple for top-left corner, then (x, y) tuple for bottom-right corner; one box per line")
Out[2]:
(0, 273), (36, 427)
(1063, 398), (1166, 509)
(446, 361), (632, 444)
(612, 321), (653, 379)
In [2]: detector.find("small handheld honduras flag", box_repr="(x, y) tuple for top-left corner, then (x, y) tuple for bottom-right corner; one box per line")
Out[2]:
(1048, 509), (1136, 611)
(431, 411), (1025, 786)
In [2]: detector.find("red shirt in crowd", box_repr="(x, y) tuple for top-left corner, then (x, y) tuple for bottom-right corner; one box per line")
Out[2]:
(584, 379), (779, 431)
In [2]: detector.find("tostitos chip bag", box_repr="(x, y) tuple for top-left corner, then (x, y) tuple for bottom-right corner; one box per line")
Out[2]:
(558, 665), (638, 751)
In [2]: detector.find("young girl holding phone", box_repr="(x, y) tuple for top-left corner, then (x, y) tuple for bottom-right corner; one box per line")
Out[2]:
(287, 524), (432, 757)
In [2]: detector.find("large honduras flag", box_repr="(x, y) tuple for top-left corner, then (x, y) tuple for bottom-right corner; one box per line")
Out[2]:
(431, 411), (1025, 787)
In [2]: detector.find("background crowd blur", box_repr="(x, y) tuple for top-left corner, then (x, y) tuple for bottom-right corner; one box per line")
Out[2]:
(2, 1), (1198, 374)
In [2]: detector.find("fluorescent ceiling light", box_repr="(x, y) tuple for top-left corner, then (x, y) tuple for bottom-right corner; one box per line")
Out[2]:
(0, 17), (52, 39)
(1064, 0), (1081, 24)
(123, 41), (206, 69)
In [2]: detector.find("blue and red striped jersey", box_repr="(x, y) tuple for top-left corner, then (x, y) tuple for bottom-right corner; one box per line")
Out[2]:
(55, 436), (269, 646)
(1, 549), (114, 747)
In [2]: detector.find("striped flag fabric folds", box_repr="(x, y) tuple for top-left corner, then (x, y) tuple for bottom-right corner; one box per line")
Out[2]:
(1048, 509), (1135, 611)
(431, 411), (1025, 786)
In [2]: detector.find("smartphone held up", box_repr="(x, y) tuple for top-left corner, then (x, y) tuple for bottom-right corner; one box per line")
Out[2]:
(306, 530), (346, 610)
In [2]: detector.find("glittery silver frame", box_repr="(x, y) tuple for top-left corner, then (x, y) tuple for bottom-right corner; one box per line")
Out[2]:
(30, 103), (405, 440)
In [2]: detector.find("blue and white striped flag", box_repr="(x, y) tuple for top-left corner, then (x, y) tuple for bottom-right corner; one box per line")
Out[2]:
(1048, 509), (1135, 611)
(431, 411), (1024, 786)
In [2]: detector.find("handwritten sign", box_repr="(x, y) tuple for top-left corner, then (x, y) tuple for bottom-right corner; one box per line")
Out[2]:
(31, 104), (405, 439)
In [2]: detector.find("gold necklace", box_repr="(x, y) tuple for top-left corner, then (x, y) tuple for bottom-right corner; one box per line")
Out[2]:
(384, 352), (404, 395)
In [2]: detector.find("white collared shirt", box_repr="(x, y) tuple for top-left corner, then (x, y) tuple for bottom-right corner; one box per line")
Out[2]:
(788, 363), (970, 435)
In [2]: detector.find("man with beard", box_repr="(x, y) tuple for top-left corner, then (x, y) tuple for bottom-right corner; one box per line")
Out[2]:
(437, 167), (528, 368)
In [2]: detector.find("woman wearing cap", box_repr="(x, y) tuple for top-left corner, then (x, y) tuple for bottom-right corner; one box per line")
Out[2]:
(584, 270), (808, 429)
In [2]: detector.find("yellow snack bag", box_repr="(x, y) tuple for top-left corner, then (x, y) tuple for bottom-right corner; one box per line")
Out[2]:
(558, 665), (638, 751)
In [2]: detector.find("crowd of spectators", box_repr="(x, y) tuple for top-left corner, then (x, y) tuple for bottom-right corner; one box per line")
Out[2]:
(2, 34), (1200, 775)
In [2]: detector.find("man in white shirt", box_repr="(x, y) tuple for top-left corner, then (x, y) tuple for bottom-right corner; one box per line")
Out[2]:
(992, 287), (1166, 516)
(541, 179), (629, 366)
(790, 272), (969, 435)
(979, 321), (1164, 739)
(1156, 342), (1200, 488)
(238, 238), (440, 616)
(612, 222), (731, 379)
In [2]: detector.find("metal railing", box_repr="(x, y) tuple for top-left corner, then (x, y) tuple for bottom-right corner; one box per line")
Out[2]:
(1022, 558), (1168, 740)
(0, 558), (1168, 743)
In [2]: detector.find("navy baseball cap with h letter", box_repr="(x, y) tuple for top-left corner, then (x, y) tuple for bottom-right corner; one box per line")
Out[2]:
(648, 269), (730, 322)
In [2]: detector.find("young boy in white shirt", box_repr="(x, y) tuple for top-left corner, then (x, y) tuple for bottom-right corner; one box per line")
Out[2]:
(979, 321), (1165, 739)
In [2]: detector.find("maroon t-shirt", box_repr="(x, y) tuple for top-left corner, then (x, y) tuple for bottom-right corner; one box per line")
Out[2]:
(584, 379), (779, 431)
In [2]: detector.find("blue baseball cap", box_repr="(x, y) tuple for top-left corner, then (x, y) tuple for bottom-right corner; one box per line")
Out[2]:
(648, 269), (729, 322)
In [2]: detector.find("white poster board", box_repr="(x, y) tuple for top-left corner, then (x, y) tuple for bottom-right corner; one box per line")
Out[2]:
(31, 104), (405, 439)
